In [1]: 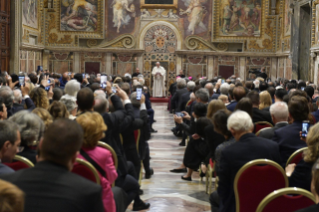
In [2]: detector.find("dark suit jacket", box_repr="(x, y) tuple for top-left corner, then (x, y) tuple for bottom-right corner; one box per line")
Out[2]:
(101, 95), (135, 184)
(17, 146), (37, 165)
(252, 107), (273, 124)
(180, 91), (191, 112)
(258, 122), (288, 140)
(171, 88), (188, 112)
(273, 121), (307, 166)
(312, 110), (319, 123)
(0, 161), (104, 212)
(204, 125), (225, 161)
(289, 159), (313, 192)
(226, 101), (237, 112)
(218, 133), (282, 212)
(210, 93), (220, 101)
(295, 204), (319, 212)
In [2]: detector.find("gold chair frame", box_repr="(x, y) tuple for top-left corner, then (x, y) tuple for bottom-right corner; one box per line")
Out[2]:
(285, 147), (308, 167)
(255, 127), (272, 136)
(256, 187), (316, 212)
(254, 121), (274, 127)
(234, 159), (288, 212)
(205, 161), (217, 194)
(75, 158), (101, 185)
(13, 155), (34, 168)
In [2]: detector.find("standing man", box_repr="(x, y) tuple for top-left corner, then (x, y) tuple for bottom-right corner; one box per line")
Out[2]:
(152, 62), (166, 97)
(258, 67), (268, 80)
(132, 68), (141, 78)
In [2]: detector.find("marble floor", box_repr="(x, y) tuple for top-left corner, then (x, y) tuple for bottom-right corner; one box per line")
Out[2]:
(128, 103), (212, 212)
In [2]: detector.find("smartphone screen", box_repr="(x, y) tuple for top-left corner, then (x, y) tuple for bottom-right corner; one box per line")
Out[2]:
(100, 76), (107, 88)
(221, 79), (225, 84)
(302, 121), (310, 137)
(301, 87), (305, 91)
(45, 79), (51, 91)
(68, 72), (71, 76)
(175, 112), (185, 117)
(18, 76), (25, 86)
(82, 73), (85, 79)
(136, 88), (142, 100)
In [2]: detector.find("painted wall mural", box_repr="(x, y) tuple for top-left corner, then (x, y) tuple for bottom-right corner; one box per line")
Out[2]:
(179, 0), (210, 37)
(107, 0), (140, 39)
(283, 0), (291, 37)
(22, 0), (38, 29)
(219, 0), (262, 37)
(60, 0), (99, 31)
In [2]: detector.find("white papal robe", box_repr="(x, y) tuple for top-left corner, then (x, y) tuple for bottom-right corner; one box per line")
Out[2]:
(152, 66), (166, 97)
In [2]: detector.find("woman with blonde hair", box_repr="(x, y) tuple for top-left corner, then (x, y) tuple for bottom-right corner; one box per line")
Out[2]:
(32, 108), (53, 131)
(286, 122), (319, 192)
(30, 87), (50, 110)
(0, 179), (24, 212)
(259, 90), (272, 111)
(76, 112), (118, 212)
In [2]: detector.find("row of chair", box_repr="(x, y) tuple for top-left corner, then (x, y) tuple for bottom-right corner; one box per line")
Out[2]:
(205, 146), (313, 212)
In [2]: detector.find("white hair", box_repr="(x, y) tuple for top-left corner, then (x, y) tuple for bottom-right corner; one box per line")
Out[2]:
(220, 83), (230, 95)
(187, 81), (196, 91)
(269, 102), (288, 121)
(253, 79), (260, 88)
(94, 90), (106, 98)
(227, 110), (254, 132)
(156, 62), (160, 64)
(138, 78), (145, 85)
(13, 89), (22, 104)
(64, 79), (81, 97)
(60, 98), (78, 112)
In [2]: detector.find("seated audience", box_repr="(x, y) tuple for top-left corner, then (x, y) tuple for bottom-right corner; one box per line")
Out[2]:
(295, 158), (319, 212)
(0, 121), (20, 175)
(0, 119), (104, 212)
(226, 86), (246, 112)
(218, 94), (229, 105)
(52, 88), (63, 101)
(247, 90), (273, 124)
(273, 95), (309, 165)
(259, 91), (272, 111)
(48, 101), (69, 120)
(0, 179), (24, 212)
(259, 102), (289, 139)
(235, 97), (253, 118)
(0, 87), (14, 118)
(32, 108), (53, 130)
(210, 110), (281, 212)
(286, 122), (319, 192)
(59, 98), (78, 120)
(8, 111), (44, 164)
(77, 112), (118, 212)
(274, 88), (288, 102)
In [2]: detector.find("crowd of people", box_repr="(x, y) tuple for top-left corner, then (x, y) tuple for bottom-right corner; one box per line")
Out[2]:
(168, 71), (319, 212)
(0, 70), (157, 212)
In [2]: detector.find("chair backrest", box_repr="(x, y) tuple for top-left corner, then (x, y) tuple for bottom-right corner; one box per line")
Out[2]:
(3, 155), (34, 171)
(256, 127), (272, 136)
(286, 147), (308, 167)
(254, 122), (273, 134)
(256, 187), (316, 212)
(72, 158), (101, 185)
(134, 130), (141, 151)
(234, 159), (288, 212)
(97, 141), (118, 170)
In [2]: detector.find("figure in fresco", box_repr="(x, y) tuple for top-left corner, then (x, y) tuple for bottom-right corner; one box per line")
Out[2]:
(180, 0), (208, 35)
(251, 2), (261, 28)
(61, 0), (98, 31)
(22, 0), (38, 28)
(229, 2), (241, 31)
(111, 0), (136, 33)
(222, 3), (232, 34)
(239, 1), (252, 30)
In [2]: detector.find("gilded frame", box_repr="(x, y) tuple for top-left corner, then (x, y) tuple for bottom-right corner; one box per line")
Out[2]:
(22, 0), (41, 32)
(57, 0), (104, 39)
(212, 0), (267, 42)
(140, 0), (178, 9)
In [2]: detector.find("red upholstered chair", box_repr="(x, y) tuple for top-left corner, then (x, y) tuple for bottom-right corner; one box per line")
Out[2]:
(254, 122), (273, 134)
(3, 155), (34, 171)
(286, 147), (308, 167)
(234, 159), (288, 212)
(256, 188), (316, 212)
(72, 158), (101, 185)
(134, 130), (141, 151)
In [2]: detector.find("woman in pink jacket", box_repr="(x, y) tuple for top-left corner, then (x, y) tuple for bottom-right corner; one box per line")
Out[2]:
(77, 112), (118, 212)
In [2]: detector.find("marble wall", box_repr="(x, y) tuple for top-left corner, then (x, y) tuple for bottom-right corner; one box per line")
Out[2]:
(19, 50), (42, 73)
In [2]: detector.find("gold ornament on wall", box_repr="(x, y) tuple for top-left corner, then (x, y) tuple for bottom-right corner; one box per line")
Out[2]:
(48, 14), (56, 32)
(87, 39), (98, 47)
(248, 20), (274, 50)
(170, 62), (175, 71)
(185, 36), (228, 52)
(87, 34), (136, 49)
(48, 33), (73, 44)
(145, 61), (150, 71)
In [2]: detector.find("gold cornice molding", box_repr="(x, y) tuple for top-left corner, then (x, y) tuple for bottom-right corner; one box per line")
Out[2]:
(44, 47), (144, 54)
(185, 36), (228, 52)
(87, 34), (136, 49)
(175, 50), (289, 57)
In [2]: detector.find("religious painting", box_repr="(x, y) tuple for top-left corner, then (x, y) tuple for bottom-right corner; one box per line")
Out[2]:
(107, 0), (140, 40)
(60, 0), (99, 32)
(218, 0), (262, 37)
(284, 0), (291, 37)
(144, 25), (177, 53)
(179, 0), (211, 38)
(22, 0), (38, 29)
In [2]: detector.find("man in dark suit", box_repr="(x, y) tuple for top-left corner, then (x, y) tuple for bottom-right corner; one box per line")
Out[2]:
(179, 81), (195, 112)
(273, 95), (309, 166)
(226, 86), (246, 112)
(259, 102), (289, 139)
(171, 78), (188, 112)
(0, 119), (105, 212)
(12, 84), (35, 115)
(210, 111), (282, 212)
(247, 90), (273, 124)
